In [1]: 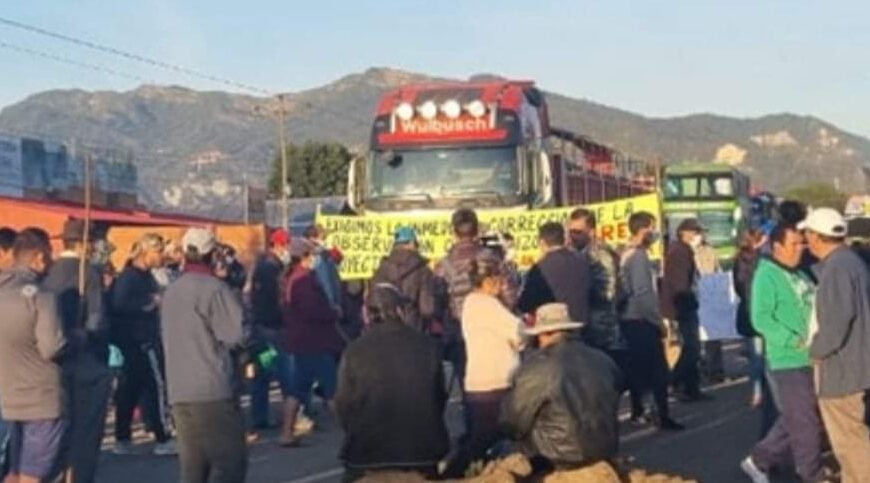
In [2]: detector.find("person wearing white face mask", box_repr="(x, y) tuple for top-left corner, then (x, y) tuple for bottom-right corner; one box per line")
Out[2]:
(663, 218), (712, 402)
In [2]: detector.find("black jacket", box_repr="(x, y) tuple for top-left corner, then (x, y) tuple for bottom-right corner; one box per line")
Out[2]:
(518, 248), (591, 324)
(250, 253), (285, 330)
(661, 241), (698, 321)
(733, 252), (760, 337)
(110, 264), (160, 346)
(335, 321), (449, 470)
(501, 338), (621, 467)
(42, 256), (109, 365)
(370, 249), (436, 332)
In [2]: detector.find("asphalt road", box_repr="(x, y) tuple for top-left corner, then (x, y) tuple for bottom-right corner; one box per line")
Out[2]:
(95, 347), (787, 483)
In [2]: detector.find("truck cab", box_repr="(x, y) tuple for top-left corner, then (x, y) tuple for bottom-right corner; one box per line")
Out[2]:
(348, 81), (554, 214)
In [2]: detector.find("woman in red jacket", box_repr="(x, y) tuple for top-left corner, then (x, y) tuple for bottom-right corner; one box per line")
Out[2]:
(280, 238), (344, 447)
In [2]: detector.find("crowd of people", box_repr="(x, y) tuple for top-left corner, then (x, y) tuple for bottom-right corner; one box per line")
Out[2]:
(0, 198), (868, 483)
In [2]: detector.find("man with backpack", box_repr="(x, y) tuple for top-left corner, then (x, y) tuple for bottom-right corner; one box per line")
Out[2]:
(434, 209), (518, 413)
(370, 227), (437, 333)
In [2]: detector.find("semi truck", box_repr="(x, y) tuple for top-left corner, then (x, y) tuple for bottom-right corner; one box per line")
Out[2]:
(346, 80), (653, 216)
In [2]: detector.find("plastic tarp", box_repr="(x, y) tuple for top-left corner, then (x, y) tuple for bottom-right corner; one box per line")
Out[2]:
(697, 271), (740, 341)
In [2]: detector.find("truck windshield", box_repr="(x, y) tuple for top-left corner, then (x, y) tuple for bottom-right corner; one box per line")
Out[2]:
(664, 174), (734, 200)
(366, 146), (522, 207)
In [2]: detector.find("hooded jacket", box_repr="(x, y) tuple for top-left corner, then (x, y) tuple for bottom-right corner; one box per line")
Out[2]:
(335, 321), (449, 470)
(501, 338), (621, 468)
(0, 267), (67, 420)
(370, 248), (436, 332)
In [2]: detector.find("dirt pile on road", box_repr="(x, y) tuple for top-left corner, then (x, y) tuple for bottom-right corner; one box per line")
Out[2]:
(355, 456), (696, 482)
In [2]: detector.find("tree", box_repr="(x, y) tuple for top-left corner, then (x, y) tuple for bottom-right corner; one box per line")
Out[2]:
(269, 141), (352, 198)
(782, 182), (849, 210)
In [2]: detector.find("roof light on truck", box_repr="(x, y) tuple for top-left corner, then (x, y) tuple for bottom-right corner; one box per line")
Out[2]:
(465, 100), (487, 118)
(440, 99), (462, 119)
(418, 100), (438, 120)
(395, 102), (414, 121)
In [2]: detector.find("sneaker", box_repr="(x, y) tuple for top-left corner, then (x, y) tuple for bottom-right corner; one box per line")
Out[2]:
(740, 457), (770, 483)
(629, 414), (653, 427)
(113, 440), (137, 455)
(294, 413), (315, 436)
(153, 440), (178, 456)
(657, 417), (686, 431)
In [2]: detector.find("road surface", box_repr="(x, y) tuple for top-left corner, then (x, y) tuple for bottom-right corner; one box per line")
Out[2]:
(96, 348), (787, 483)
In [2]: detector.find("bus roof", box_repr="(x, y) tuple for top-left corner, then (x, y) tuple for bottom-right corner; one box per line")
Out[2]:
(664, 162), (740, 175)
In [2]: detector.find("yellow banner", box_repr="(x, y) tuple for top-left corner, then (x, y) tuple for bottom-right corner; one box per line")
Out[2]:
(317, 193), (662, 280)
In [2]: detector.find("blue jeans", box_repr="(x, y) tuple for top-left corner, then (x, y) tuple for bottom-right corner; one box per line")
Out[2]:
(250, 349), (294, 427)
(745, 337), (764, 399)
(290, 353), (338, 403)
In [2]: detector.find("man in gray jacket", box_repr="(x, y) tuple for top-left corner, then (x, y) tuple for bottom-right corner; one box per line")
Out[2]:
(161, 228), (246, 483)
(803, 208), (870, 482)
(619, 212), (683, 431)
(0, 229), (67, 483)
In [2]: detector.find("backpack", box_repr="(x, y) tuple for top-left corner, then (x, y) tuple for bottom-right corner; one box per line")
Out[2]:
(438, 249), (476, 323)
(370, 255), (429, 330)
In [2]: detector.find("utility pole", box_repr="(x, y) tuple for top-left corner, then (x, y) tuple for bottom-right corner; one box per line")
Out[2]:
(277, 94), (289, 231)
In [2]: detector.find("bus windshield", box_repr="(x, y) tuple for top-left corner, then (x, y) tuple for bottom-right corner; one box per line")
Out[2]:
(366, 146), (523, 208)
(664, 174), (734, 200)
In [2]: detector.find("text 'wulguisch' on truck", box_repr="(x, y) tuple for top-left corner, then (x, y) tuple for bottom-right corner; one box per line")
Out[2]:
(320, 80), (659, 278)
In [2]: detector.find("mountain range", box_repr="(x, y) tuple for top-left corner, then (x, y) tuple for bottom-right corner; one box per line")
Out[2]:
(0, 67), (867, 219)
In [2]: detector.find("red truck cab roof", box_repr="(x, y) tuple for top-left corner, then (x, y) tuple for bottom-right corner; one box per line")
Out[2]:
(371, 80), (548, 149)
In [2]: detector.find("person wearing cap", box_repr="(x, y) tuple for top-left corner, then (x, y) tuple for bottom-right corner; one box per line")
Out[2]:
(739, 224), (826, 483)
(248, 228), (296, 433)
(0, 229), (67, 483)
(620, 212), (684, 431)
(280, 237), (344, 447)
(369, 226), (437, 332)
(500, 303), (621, 471)
(303, 224), (343, 316)
(160, 228), (247, 483)
(41, 220), (112, 483)
(662, 217), (709, 402)
(802, 207), (870, 482)
(110, 232), (176, 456)
(335, 285), (449, 482)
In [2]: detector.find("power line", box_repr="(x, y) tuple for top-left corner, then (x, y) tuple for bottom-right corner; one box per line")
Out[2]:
(0, 16), (272, 95)
(0, 39), (153, 84)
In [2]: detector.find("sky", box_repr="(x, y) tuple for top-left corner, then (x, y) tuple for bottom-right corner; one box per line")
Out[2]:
(2, 0), (869, 137)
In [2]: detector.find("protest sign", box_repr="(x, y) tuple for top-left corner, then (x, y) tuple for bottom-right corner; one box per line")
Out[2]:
(317, 193), (662, 280)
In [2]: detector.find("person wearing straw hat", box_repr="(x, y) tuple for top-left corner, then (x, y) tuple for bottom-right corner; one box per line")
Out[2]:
(42, 219), (112, 483)
(501, 303), (621, 472)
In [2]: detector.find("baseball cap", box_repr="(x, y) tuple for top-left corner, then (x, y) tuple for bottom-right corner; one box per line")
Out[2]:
(394, 226), (417, 245)
(270, 229), (290, 247)
(182, 228), (217, 255)
(677, 218), (705, 233)
(798, 207), (847, 238)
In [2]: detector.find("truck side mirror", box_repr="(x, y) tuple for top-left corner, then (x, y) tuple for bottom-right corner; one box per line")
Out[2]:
(347, 156), (366, 212)
(536, 151), (553, 207)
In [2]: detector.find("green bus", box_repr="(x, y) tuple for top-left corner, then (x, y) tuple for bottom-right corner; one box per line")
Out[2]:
(662, 163), (751, 266)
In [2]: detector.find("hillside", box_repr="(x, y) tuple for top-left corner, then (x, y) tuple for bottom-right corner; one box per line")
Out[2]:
(0, 67), (867, 217)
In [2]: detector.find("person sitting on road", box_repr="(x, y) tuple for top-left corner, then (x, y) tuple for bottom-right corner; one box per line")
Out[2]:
(335, 285), (449, 482)
(501, 303), (621, 474)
